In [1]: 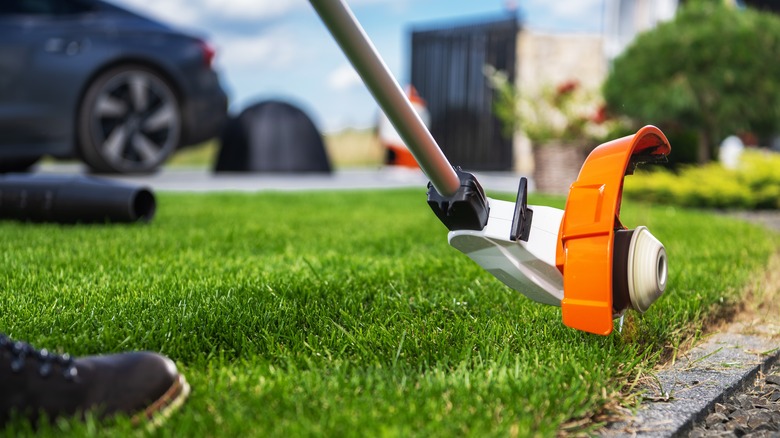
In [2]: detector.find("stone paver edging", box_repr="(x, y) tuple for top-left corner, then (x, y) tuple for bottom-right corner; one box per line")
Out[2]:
(601, 324), (779, 437)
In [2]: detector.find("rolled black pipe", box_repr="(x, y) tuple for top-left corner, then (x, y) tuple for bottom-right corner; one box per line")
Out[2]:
(0, 174), (156, 224)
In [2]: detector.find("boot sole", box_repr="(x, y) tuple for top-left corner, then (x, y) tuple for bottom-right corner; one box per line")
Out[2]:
(132, 372), (191, 430)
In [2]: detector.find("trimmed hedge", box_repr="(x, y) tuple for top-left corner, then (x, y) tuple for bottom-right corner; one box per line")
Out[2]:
(623, 150), (780, 209)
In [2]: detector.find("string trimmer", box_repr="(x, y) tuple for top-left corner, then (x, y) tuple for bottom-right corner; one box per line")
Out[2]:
(310, 0), (671, 335)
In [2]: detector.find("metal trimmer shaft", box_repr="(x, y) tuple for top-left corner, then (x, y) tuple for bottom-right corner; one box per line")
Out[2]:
(309, 0), (460, 197)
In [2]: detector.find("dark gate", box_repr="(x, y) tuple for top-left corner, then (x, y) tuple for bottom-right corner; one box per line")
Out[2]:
(410, 15), (518, 171)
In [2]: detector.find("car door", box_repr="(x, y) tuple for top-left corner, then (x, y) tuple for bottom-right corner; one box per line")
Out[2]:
(0, 5), (40, 146)
(0, 0), (98, 152)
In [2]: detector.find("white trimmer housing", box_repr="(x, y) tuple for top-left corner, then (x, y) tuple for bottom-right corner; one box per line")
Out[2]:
(449, 199), (564, 306)
(448, 199), (668, 315)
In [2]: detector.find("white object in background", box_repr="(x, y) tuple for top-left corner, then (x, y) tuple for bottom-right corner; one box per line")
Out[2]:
(719, 135), (744, 170)
(604, 0), (679, 61)
(378, 86), (430, 167)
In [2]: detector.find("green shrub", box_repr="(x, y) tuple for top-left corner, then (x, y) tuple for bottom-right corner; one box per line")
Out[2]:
(604, 1), (780, 163)
(624, 149), (780, 209)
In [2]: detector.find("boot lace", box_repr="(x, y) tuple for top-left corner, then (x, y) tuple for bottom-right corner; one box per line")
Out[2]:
(0, 334), (78, 380)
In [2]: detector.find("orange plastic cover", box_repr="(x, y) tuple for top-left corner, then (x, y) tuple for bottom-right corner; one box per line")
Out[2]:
(556, 125), (671, 335)
(387, 146), (420, 168)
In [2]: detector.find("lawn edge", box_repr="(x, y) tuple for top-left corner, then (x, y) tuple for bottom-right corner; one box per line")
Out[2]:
(598, 246), (780, 437)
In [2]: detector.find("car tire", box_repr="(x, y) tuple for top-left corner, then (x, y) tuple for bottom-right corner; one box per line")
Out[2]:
(77, 65), (181, 174)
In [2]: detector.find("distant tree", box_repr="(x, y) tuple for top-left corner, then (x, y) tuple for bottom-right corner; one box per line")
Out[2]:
(603, 1), (780, 162)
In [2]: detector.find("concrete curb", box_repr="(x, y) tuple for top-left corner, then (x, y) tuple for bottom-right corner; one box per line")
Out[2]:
(601, 322), (780, 437)
(601, 212), (780, 437)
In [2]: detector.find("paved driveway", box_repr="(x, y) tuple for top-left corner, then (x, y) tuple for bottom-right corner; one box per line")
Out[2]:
(35, 163), (528, 195)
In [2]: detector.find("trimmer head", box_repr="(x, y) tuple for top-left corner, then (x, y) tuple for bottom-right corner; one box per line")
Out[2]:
(556, 125), (671, 334)
(446, 126), (671, 335)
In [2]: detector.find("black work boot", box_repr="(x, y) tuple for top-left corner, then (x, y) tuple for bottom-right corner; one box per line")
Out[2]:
(0, 334), (190, 427)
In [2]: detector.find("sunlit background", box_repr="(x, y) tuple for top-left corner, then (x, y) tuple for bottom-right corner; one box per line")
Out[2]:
(112, 0), (604, 132)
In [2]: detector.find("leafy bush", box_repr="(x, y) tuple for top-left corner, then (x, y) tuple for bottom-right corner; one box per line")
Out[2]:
(623, 150), (780, 209)
(604, 1), (780, 163)
(485, 66), (625, 145)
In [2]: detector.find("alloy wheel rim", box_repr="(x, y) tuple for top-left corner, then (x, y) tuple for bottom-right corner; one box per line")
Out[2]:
(90, 71), (180, 171)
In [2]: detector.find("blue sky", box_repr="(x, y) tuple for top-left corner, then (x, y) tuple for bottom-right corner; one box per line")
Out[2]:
(113, 0), (604, 132)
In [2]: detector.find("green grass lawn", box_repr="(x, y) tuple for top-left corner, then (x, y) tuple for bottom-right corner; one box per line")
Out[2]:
(1, 190), (777, 436)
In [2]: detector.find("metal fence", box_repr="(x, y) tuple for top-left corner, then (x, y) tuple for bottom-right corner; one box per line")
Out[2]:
(410, 15), (518, 171)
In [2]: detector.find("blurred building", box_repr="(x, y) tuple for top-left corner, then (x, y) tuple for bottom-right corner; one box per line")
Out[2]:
(513, 30), (605, 173)
(410, 16), (519, 171)
(409, 15), (605, 172)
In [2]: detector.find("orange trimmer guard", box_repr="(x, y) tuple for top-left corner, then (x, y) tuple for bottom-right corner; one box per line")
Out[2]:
(555, 125), (671, 335)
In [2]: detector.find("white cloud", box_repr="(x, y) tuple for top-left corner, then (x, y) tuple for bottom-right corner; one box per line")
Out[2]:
(327, 64), (363, 91)
(522, 0), (604, 31)
(114, 0), (401, 26)
(111, 0), (310, 72)
(545, 0), (602, 19)
(216, 28), (301, 69)
(201, 0), (304, 20)
(115, 0), (202, 28)
(204, 0), (403, 20)
(111, 0), (303, 28)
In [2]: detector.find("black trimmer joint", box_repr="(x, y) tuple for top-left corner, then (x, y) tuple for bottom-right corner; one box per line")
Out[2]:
(426, 168), (489, 231)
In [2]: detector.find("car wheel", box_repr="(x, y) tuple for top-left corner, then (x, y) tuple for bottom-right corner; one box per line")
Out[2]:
(78, 65), (181, 174)
(0, 156), (41, 173)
